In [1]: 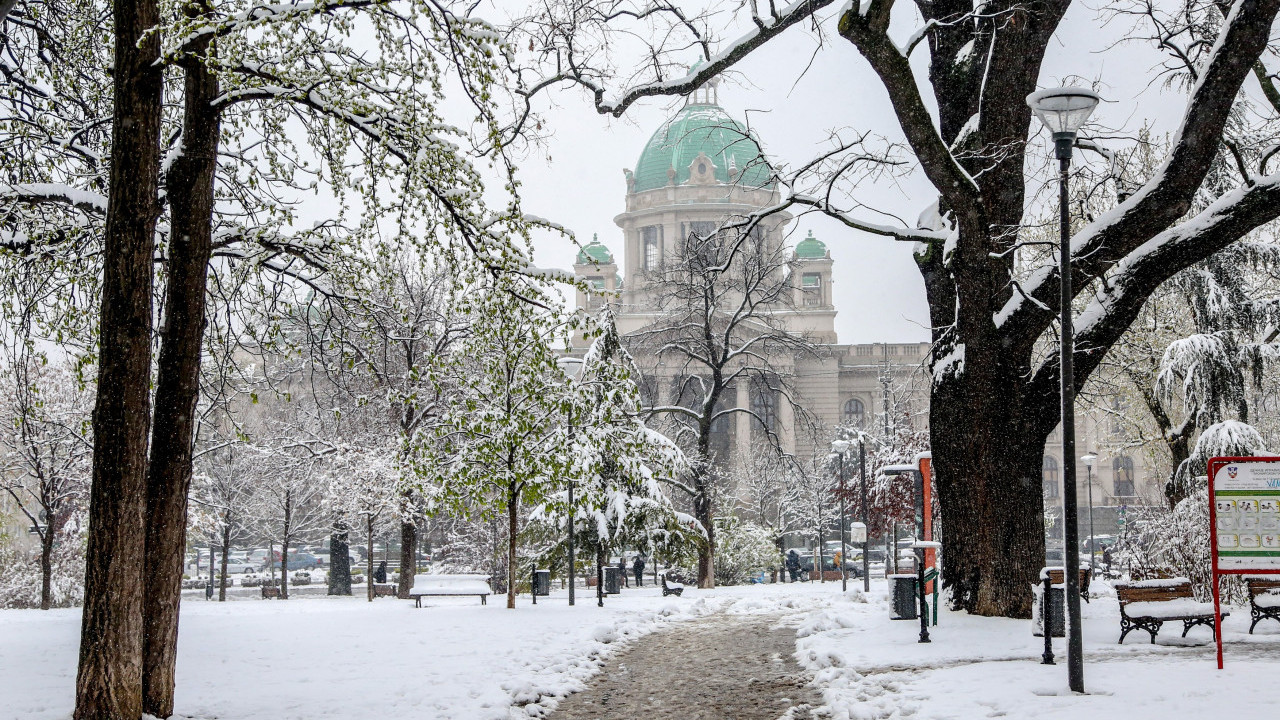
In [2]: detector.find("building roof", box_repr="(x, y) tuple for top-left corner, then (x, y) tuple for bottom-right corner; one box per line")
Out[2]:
(632, 102), (774, 193)
(795, 230), (828, 259)
(576, 234), (614, 265)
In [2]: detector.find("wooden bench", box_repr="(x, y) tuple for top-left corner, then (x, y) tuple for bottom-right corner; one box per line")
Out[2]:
(1246, 576), (1280, 634)
(261, 585), (281, 599)
(372, 583), (398, 598)
(1045, 567), (1092, 603)
(407, 574), (491, 607)
(1115, 578), (1226, 643)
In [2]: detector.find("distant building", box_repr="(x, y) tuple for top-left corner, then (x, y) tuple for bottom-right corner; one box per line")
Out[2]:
(570, 88), (1159, 513)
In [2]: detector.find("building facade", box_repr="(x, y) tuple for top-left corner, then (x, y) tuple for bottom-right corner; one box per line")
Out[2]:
(570, 91), (1161, 513)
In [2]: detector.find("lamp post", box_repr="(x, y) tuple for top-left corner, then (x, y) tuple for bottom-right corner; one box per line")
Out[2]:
(557, 356), (585, 607)
(832, 440), (851, 592)
(1082, 452), (1097, 573)
(859, 438), (870, 592)
(1028, 85), (1101, 695)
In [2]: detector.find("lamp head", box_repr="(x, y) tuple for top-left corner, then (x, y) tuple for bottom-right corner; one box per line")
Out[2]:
(557, 356), (584, 379)
(1027, 87), (1101, 159)
(1081, 452), (1097, 468)
(831, 440), (850, 453)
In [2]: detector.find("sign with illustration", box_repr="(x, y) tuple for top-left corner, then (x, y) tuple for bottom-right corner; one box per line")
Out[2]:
(1210, 459), (1280, 570)
(1208, 456), (1280, 669)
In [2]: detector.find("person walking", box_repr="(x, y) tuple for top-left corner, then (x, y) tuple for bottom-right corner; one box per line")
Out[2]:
(374, 561), (387, 584)
(632, 556), (646, 587)
(617, 555), (629, 588)
(786, 550), (801, 583)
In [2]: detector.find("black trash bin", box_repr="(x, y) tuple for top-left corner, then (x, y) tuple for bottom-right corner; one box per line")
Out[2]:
(891, 574), (918, 620)
(1034, 585), (1065, 637)
(604, 566), (622, 594)
(533, 569), (551, 597)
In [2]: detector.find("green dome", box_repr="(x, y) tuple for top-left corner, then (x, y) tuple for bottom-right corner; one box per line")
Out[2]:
(795, 230), (827, 259)
(632, 102), (774, 192)
(576, 234), (614, 265)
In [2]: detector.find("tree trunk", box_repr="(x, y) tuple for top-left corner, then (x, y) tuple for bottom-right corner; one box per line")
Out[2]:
(217, 526), (230, 602)
(40, 528), (53, 610)
(693, 468), (715, 589)
(1165, 432), (1193, 508)
(328, 526), (352, 595)
(74, 0), (162, 713)
(507, 484), (518, 609)
(140, 17), (219, 715)
(367, 516), (375, 602)
(931, 368), (1054, 618)
(397, 518), (416, 599)
(280, 534), (290, 600)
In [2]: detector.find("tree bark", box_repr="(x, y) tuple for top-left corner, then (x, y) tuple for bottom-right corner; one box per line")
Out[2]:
(140, 4), (219, 714)
(931, 348), (1057, 617)
(367, 516), (375, 602)
(217, 526), (230, 602)
(507, 482), (518, 609)
(40, 528), (53, 610)
(74, 0), (162, 712)
(280, 534), (290, 600)
(693, 467), (715, 589)
(328, 526), (352, 595)
(397, 518), (415, 599)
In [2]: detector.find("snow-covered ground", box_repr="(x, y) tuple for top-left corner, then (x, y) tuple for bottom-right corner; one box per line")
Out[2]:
(2, 578), (1278, 720)
(791, 579), (1280, 720)
(0, 585), (727, 720)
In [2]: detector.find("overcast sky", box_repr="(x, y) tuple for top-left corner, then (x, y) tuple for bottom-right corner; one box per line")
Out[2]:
(507, 0), (1229, 345)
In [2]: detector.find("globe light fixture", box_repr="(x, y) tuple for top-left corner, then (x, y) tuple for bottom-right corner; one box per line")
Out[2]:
(1027, 87), (1101, 159)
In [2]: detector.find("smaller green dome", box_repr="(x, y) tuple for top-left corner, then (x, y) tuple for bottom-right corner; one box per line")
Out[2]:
(795, 230), (827, 259)
(576, 234), (614, 265)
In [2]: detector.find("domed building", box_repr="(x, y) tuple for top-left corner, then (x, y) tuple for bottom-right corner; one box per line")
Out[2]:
(571, 90), (1157, 523)
(573, 87), (932, 468)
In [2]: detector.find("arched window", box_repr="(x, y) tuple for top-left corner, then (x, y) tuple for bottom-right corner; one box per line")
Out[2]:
(843, 398), (865, 427)
(1113, 456), (1136, 497)
(1042, 456), (1060, 499)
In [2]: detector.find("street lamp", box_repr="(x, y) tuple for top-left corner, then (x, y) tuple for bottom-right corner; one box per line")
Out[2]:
(1028, 85), (1101, 695)
(557, 356), (585, 607)
(1082, 452), (1097, 573)
(832, 440), (851, 593)
(859, 437), (870, 591)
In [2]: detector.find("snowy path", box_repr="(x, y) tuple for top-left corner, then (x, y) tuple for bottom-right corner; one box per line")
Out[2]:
(550, 611), (820, 720)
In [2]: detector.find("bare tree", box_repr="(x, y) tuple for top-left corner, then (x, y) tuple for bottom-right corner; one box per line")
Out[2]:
(630, 221), (819, 588)
(0, 360), (92, 610)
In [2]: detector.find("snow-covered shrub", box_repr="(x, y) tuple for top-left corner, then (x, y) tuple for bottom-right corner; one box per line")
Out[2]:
(1117, 485), (1244, 603)
(713, 518), (779, 586)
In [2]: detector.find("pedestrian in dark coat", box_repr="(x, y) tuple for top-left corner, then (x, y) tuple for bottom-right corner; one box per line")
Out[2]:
(633, 556), (646, 587)
(786, 550), (801, 582)
(618, 556), (628, 587)
(374, 561), (387, 584)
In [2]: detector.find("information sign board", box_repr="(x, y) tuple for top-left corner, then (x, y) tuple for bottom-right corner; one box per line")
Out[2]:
(1208, 456), (1280, 668)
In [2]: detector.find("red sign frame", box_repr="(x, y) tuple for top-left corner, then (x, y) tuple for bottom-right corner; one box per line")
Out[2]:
(1208, 456), (1280, 669)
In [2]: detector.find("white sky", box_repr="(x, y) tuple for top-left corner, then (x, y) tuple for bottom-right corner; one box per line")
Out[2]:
(507, 0), (1224, 344)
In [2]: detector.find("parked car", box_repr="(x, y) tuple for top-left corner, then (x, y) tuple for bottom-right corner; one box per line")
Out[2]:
(219, 558), (259, 574)
(265, 552), (322, 570)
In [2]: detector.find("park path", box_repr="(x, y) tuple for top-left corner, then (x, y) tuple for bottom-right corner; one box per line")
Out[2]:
(550, 611), (822, 720)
